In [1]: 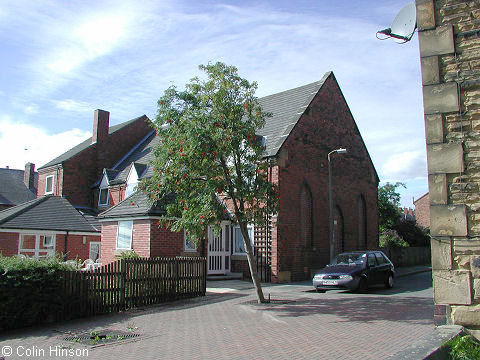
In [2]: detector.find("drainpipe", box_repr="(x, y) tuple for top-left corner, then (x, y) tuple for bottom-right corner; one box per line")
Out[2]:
(118, 185), (121, 203)
(63, 231), (69, 260)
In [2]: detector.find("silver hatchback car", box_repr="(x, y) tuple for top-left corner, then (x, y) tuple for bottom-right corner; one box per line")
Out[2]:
(312, 251), (395, 293)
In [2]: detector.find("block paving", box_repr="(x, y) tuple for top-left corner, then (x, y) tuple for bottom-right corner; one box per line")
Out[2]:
(0, 272), (434, 360)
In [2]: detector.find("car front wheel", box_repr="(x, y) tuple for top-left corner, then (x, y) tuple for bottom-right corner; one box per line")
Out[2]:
(385, 274), (394, 289)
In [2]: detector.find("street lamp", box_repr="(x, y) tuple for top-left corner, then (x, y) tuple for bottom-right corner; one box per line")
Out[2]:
(328, 148), (347, 262)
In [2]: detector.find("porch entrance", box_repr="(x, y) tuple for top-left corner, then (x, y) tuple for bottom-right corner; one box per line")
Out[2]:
(207, 223), (230, 275)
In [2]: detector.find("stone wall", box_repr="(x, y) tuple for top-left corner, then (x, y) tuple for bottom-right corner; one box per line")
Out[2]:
(416, 0), (480, 327)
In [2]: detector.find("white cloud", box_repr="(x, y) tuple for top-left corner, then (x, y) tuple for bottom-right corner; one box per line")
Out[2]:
(381, 151), (427, 182)
(47, 13), (130, 74)
(0, 116), (91, 169)
(24, 104), (39, 114)
(53, 99), (91, 112)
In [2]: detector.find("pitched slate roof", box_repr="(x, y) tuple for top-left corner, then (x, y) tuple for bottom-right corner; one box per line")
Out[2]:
(97, 191), (167, 219)
(257, 72), (331, 157)
(39, 115), (149, 169)
(0, 196), (100, 232)
(0, 168), (38, 206)
(93, 130), (157, 187)
(95, 75), (331, 189)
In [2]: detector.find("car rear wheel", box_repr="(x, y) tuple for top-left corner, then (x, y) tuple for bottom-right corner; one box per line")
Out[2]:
(385, 273), (394, 289)
(357, 278), (368, 293)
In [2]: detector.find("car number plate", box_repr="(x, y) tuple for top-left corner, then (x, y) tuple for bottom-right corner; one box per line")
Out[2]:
(322, 280), (338, 285)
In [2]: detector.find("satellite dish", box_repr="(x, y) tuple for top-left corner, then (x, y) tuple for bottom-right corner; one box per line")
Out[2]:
(376, 2), (417, 43)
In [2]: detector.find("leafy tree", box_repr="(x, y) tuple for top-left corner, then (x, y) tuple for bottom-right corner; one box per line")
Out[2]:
(140, 62), (278, 303)
(378, 182), (404, 232)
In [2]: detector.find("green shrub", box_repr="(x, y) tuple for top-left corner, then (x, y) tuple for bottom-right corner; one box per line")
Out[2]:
(118, 250), (140, 259)
(379, 229), (409, 248)
(446, 334), (480, 360)
(0, 254), (75, 331)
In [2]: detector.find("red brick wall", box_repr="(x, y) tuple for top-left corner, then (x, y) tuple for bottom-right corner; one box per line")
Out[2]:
(101, 221), (118, 264)
(38, 116), (151, 207)
(150, 220), (185, 258)
(0, 232), (99, 260)
(55, 234), (101, 261)
(37, 167), (64, 197)
(0, 232), (19, 256)
(414, 193), (430, 229)
(273, 74), (379, 281)
(101, 219), (194, 265)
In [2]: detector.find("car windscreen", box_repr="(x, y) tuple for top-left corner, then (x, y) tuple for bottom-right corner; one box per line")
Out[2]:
(330, 253), (366, 266)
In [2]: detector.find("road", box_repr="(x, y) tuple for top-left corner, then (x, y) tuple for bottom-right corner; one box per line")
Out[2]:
(0, 271), (433, 360)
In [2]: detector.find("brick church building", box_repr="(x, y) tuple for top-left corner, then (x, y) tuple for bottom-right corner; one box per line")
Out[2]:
(0, 72), (378, 282)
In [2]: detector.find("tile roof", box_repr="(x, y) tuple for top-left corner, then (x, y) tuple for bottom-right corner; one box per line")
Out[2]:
(0, 168), (38, 206)
(96, 131), (158, 186)
(39, 115), (149, 169)
(257, 72), (331, 157)
(0, 196), (100, 232)
(96, 74), (331, 188)
(97, 191), (167, 219)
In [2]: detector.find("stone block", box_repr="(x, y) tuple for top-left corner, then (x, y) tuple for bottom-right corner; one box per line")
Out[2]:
(429, 174), (447, 204)
(427, 143), (464, 174)
(430, 205), (467, 237)
(474, 279), (480, 300)
(423, 82), (459, 114)
(425, 114), (443, 144)
(451, 304), (480, 326)
(431, 237), (452, 270)
(455, 255), (471, 270)
(419, 25), (455, 57)
(433, 270), (472, 305)
(421, 56), (440, 85)
(416, 0), (435, 31)
(472, 256), (480, 278)
(454, 239), (480, 254)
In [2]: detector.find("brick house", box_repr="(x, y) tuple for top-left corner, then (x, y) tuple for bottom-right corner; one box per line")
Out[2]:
(37, 109), (152, 211)
(0, 110), (152, 260)
(413, 192), (430, 229)
(0, 163), (37, 211)
(96, 72), (379, 282)
(0, 196), (100, 260)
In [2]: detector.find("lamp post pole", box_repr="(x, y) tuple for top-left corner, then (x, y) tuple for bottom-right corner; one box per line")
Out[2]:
(328, 148), (347, 262)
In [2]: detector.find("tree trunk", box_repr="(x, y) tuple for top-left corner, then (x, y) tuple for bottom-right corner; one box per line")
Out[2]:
(238, 221), (266, 303)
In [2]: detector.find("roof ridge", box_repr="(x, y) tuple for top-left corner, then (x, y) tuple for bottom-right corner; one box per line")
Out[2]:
(0, 196), (50, 225)
(263, 72), (332, 156)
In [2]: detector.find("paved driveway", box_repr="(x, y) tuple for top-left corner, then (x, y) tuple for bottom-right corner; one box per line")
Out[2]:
(0, 272), (433, 360)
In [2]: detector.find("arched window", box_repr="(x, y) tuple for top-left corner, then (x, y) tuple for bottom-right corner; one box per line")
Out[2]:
(334, 205), (345, 254)
(299, 183), (313, 247)
(358, 195), (367, 249)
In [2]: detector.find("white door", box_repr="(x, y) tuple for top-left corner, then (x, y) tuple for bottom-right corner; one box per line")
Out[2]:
(207, 223), (230, 275)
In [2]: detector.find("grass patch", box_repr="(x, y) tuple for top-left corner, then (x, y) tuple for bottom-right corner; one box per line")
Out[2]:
(445, 334), (480, 360)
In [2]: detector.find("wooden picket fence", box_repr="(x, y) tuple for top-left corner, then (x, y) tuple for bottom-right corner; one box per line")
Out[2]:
(59, 257), (206, 321)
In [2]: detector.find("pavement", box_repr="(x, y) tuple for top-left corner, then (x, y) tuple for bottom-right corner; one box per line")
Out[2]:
(0, 265), (438, 360)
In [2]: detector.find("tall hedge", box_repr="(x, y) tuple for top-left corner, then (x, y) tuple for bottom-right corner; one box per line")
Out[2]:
(0, 255), (76, 331)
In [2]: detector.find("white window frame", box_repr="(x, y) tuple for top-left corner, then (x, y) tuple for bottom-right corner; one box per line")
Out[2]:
(184, 230), (197, 252)
(125, 166), (139, 198)
(89, 241), (101, 261)
(116, 221), (133, 250)
(18, 233), (56, 258)
(233, 225), (254, 255)
(98, 187), (109, 206)
(45, 175), (54, 194)
(43, 235), (54, 248)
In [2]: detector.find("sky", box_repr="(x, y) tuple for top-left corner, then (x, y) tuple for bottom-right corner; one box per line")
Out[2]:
(0, 0), (426, 207)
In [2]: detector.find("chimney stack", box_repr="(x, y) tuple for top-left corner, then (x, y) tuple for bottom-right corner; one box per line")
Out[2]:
(92, 109), (110, 144)
(24, 162), (35, 190)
